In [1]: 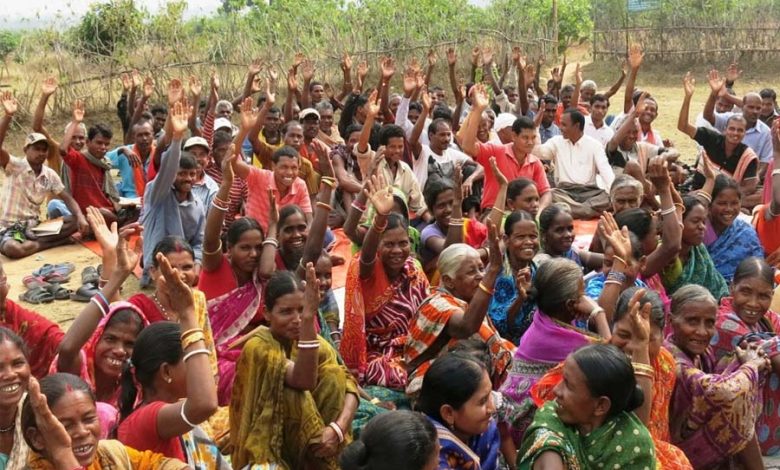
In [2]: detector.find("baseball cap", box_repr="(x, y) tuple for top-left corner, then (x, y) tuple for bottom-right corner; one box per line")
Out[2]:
(183, 136), (210, 151)
(214, 117), (238, 136)
(24, 132), (49, 149)
(494, 113), (517, 132)
(299, 108), (320, 121)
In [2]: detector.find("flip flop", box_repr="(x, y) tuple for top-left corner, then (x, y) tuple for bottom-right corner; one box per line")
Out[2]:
(70, 283), (99, 302)
(81, 266), (99, 286)
(43, 272), (70, 284)
(22, 275), (51, 290)
(45, 283), (72, 301)
(19, 287), (55, 304)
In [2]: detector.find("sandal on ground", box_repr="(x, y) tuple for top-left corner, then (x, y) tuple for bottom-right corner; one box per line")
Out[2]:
(42, 272), (70, 284)
(81, 266), (99, 286)
(19, 287), (55, 304)
(45, 283), (72, 301)
(70, 283), (99, 302)
(22, 275), (51, 290)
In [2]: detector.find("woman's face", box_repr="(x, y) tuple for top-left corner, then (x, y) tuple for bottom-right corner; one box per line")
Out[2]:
(443, 253), (484, 302)
(379, 227), (411, 274)
(451, 370), (495, 438)
(611, 187), (641, 214)
(545, 212), (574, 255)
(49, 390), (101, 467)
(267, 291), (305, 341)
(611, 314), (663, 361)
(432, 189), (455, 226)
(731, 276), (774, 326)
(94, 315), (140, 380)
(229, 229), (263, 276)
(152, 250), (197, 288)
(279, 212), (309, 255)
(315, 256), (333, 297)
(553, 356), (601, 428)
(510, 185), (540, 217)
(0, 340), (30, 409)
(641, 218), (659, 255)
(671, 300), (717, 357)
(710, 188), (740, 230)
(682, 204), (707, 246)
(506, 219), (539, 264)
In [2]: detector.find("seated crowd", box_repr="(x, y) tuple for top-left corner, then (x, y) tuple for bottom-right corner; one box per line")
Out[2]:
(2, 42), (780, 470)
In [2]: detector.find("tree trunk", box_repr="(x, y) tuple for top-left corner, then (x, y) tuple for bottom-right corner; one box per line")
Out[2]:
(552, 0), (559, 57)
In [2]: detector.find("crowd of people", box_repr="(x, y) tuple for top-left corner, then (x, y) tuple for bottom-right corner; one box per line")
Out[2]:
(1, 41), (780, 469)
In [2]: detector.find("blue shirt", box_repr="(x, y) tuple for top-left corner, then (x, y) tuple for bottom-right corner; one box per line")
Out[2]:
(107, 147), (138, 198)
(539, 123), (561, 144)
(192, 173), (219, 211)
(714, 112), (773, 163)
(139, 142), (205, 286)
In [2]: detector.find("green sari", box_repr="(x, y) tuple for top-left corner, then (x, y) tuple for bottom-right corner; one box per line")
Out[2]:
(661, 243), (728, 300)
(518, 402), (657, 470)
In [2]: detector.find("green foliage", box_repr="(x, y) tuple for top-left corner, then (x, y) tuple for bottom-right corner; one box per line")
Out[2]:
(72, 0), (145, 57)
(0, 31), (21, 62)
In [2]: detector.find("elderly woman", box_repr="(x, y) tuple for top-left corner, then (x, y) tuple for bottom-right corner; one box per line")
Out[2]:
(405, 234), (514, 396)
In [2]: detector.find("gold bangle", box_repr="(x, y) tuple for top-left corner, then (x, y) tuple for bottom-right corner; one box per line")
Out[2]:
(180, 328), (204, 340)
(202, 240), (222, 256)
(478, 282), (494, 296)
(612, 255), (627, 266)
(316, 201), (333, 211)
(182, 332), (206, 350)
(373, 220), (388, 233)
(321, 179), (336, 189)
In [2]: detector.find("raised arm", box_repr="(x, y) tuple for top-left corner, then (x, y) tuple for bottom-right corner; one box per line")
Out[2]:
(424, 49), (436, 87)
(232, 59), (263, 110)
(771, 122), (780, 220)
(148, 99), (189, 204)
(571, 63), (582, 110)
(60, 100), (84, 155)
(355, 90), (379, 154)
(339, 53), (353, 99)
(231, 98), (259, 181)
(482, 47), (501, 95)
(702, 69), (725, 126)
(247, 78), (275, 158)
(0, 92), (17, 169)
(513, 47), (530, 116)
(359, 174), (393, 279)
(623, 44), (643, 113)
(607, 93), (648, 153)
(285, 264), (321, 390)
(486, 158), (509, 228)
(470, 47), (480, 83)
(409, 91), (431, 158)
(127, 76), (154, 134)
(642, 157), (682, 278)
(379, 56), (395, 123)
(33, 77), (57, 137)
(296, 143), (335, 277)
(284, 67), (298, 123)
(446, 48), (463, 104)
(86, 206), (142, 300)
(677, 72), (697, 139)
(187, 75), (202, 137)
(300, 59), (316, 109)
(597, 212), (634, 323)
(202, 149), (236, 272)
(461, 84), (490, 157)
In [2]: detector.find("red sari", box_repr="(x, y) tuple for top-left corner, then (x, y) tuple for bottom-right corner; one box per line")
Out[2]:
(0, 300), (64, 378)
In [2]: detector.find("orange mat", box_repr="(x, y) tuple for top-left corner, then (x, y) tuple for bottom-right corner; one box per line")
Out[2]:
(573, 219), (599, 251)
(328, 228), (352, 289)
(80, 236), (143, 278)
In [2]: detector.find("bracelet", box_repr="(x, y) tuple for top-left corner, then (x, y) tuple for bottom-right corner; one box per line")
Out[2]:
(182, 332), (206, 350)
(316, 201), (334, 211)
(213, 196), (229, 207)
(589, 306), (605, 321)
(606, 270), (627, 283)
(297, 341), (321, 350)
(372, 220), (388, 233)
(660, 206), (676, 216)
(180, 399), (198, 428)
(448, 218), (465, 226)
(181, 328), (204, 340)
(632, 362), (655, 374)
(634, 370), (655, 380)
(321, 179), (336, 189)
(674, 202), (686, 214)
(370, 397), (381, 405)
(611, 255), (627, 266)
(697, 191), (712, 203)
(90, 297), (108, 317)
(351, 202), (366, 212)
(328, 422), (345, 443)
(321, 176), (337, 184)
(262, 238), (279, 248)
(603, 279), (623, 287)
(202, 240), (223, 256)
(183, 348), (210, 363)
(210, 201), (228, 212)
(329, 330), (342, 338)
(478, 282), (495, 296)
(772, 169), (780, 177)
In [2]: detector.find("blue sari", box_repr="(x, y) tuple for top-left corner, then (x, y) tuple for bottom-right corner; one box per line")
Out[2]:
(488, 258), (537, 345)
(428, 416), (500, 470)
(704, 218), (764, 282)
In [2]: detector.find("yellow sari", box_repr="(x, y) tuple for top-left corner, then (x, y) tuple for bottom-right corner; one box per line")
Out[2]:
(25, 440), (187, 469)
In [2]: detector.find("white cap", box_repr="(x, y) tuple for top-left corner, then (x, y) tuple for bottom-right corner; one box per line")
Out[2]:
(214, 117), (238, 136)
(183, 136), (210, 150)
(493, 113), (517, 132)
(299, 108), (320, 120)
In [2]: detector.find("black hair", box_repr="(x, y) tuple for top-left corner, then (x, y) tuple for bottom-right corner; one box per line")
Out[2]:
(379, 125), (405, 146)
(507, 177), (536, 202)
(0, 326), (28, 359)
(528, 258), (582, 317)
(504, 210), (536, 237)
(268, 106), (281, 115)
(282, 121), (302, 136)
(417, 353), (487, 422)
(614, 208), (654, 241)
(427, 118), (451, 136)
(563, 108), (585, 131)
(227, 217), (264, 247)
(542, 94), (558, 106)
(504, 85), (517, 94)
(682, 195), (705, 220)
(538, 204), (571, 235)
(408, 101), (423, 113)
(345, 123), (363, 138)
(571, 344), (643, 418)
(309, 80), (324, 92)
(432, 104), (453, 122)
(151, 236), (195, 268)
(119, 322), (182, 420)
(104, 308), (145, 338)
(385, 212), (409, 234)
(392, 195), (411, 226)
(712, 174), (741, 201)
(150, 104), (168, 116)
(449, 337), (493, 373)
(511, 116), (535, 134)
(265, 271), (304, 311)
(340, 411), (437, 470)
(278, 204), (306, 230)
(760, 88), (777, 101)
(614, 286), (665, 330)
(179, 152), (198, 170)
(22, 373), (95, 451)
(733, 256), (774, 286)
(591, 93), (609, 106)
(212, 129), (233, 149)
(560, 85), (575, 96)
(272, 145), (300, 165)
(423, 176), (454, 212)
(88, 123), (113, 141)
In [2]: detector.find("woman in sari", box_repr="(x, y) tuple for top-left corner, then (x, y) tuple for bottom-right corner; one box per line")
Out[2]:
(517, 344), (656, 469)
(499, 258), (607, 446)
(418, 353), (500, 470)
(487, 211), (539, 345)
(533, 205), (602, 271)
(21, 373), (188, 470)
(117, 252), (223, 469)
(661, 196), (728, 300)
(753, 128), (780, 261)
(704, 175), (763, 282)
(712, 257), (780, 455)
(405, 232), (513, 396)
(230, 269), (359, 470)
(340, 174), (430, 398)
(665, 284), (769, 469)
(0, 327), (31, 469)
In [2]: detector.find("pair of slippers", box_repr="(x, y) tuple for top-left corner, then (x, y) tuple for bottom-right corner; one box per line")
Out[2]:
(19, 263), (76, 304)
(70, 266), (101, 303)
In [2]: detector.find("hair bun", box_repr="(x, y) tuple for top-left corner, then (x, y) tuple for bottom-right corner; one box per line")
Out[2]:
(626, 384), (644, 412)
(340, 440), (368, 470)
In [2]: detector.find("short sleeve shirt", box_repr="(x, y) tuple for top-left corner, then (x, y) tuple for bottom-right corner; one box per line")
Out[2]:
(474, 142), (550, 209)
(0, 156), (65, 228)
(413, 145), (471, 192)
(245, 167), (312, 232)
(694, 127), (757, 180)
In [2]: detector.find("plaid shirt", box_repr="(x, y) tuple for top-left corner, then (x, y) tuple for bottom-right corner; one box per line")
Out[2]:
(0, 156), (64, 228)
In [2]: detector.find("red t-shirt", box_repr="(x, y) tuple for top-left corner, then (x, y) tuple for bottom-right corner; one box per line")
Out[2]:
(245, 167), (312, 233)
(64, 148), (114, 212)
(474, 142), (551, 209)
(117, 401), (185, 461)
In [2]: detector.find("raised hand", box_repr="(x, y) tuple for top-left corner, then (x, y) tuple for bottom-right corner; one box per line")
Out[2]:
(426, 49), (437, 67)
(167, 78), (183, 106)
(485, 219), (502, 270)
(156, 252), (193, 321)
(86, 206), (118, 252)
(634, 91), (650, 116)
(210, 69), (220, 91)
(302, 262), (321, 320)
(120, 73), (131, 92)
(42, 77), (58, 97)
(265, 77), (276, 105)
(366, 89), (380, 117)
(268, 188), (279, 227)
(514, 266), (532, 300)
(341, 53), (352, 72)
(453, 163), (464, 202)
(364, 173), (394, 216)
(223, 145), (237, 184)
(72, 99), (85, 123)
(575, 62), (582, 85)
(599, 212), (632, 262)
(188, 75), (202, 96)
(293, 52), (306, 69)
(116, 230), (143, 274)
(143, 76), (155, 98)
(447, 47), (457, 66)
(481, 45), (494, 66)
(316, 141), (335, 179)
(357, 60), (369, 81)
(415, 71), (425, 90)
(524, 63), (536, 87)
(550, 66), (562, 83)
(238, 96), (259, 130)
(170, 101), (190, 136)
(268, 67), (279, 85)
(301, 59), (316, 81)
(1, 91), (17, 116)
(512, 46), (523, 66)
(699, 152), (716, 182)
(287, 67), (298, 91)
(131, 69), (142, 88)
(683, 71), (695, 97)
(726, 63), (742, 83)
(471, 46), (481, 67)
(420, 90), (432, 112)
(707, 69), (724, 94)
(471, 83), (490, 109)
(380, 56), (395, 80)
(620, 59), (628, 76)
(489, 156), (508, 187)
(27, 377), (78, 466)
(628, 43), (644, 70)
(248, 58), (263, 76)
(645, 155), (670, 191)
(408, 57), (421, 73)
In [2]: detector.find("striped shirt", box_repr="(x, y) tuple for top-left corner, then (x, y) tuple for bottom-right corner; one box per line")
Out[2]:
(1, 156), (65, 228)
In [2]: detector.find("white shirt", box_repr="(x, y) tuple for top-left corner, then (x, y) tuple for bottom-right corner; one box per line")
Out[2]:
(584, 116), (614, 147)
(395, 96), (431, 146)
(535, 134), (615, 189)
(413, 145), (471, 190)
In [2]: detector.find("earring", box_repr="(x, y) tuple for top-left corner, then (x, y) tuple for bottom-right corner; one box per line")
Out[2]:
(165, 377), (172, 384)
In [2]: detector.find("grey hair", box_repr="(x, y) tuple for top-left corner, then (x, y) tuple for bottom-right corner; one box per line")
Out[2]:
(581, 80), (597, 91)
(315, 101), (334, 113)
(670, 285), (716, 318)
(532, 258), (582, 315)
(64, 122), (87, 134)
(610, 174), (644, 199)
(438, 243), (480, 280)
(216, 100), (233, 113)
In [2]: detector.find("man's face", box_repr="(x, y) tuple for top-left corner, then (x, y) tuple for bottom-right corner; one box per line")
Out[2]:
(302, 117), (319, 140)
(430, 122), (452, 152)
(212, 142), (230, 166)
(384, 136), (405, 163)
(435, 89), (446, 104)
(542, 102), (556, 126)
(761, 97), (776, 118)
(743, 95), (762, 127)
(408, 108), (421, 125)
(216, 105), (232, 119)
(346, 131), (361, 154)
(639, 100), (658, 125)
(132, 123), (153, 153)
(151, 111), (167, 134)
(25, 142), (49, 168)
(580, 87), (596, 104)
(715, 96), (733, 114)
(273, 155), (299, 189)
(559, 113), (580, 140)
(591, 100), (608, 123)
(284, 124), (304, 149)
(507, 89), (519, 104)
(311, 85), (325, 103)
(621, 120), (640, 149)
(87, 134), (112, 159)
(319, 110), (334, 133)
(725, 118), (746, 145)
(173, 167), (198, 194)
(561, 91), (572, 108)
(71, 126), (86, 151)
(389, 96), (401, 115)
(266, 111), (282, 133)
(189, 146), (210, 172)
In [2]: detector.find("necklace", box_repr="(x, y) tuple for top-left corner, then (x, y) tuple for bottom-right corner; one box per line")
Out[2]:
(0, 412), (16, 433)
(151, 293), (172, 321)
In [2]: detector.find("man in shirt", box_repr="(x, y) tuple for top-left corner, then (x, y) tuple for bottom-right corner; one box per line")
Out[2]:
(140, 101), (205, 287)
(315, 101), (344, 148)
(537, 95), (561, 143)
(584, 94), (614, 147)
(759, 88), (779, 127)
(183, 136), (219, 211)
(534, 108), (615, 219)
(461, 85), (552, 212)
(0, 93), (86, 258)
(106, 120), (155, 198)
